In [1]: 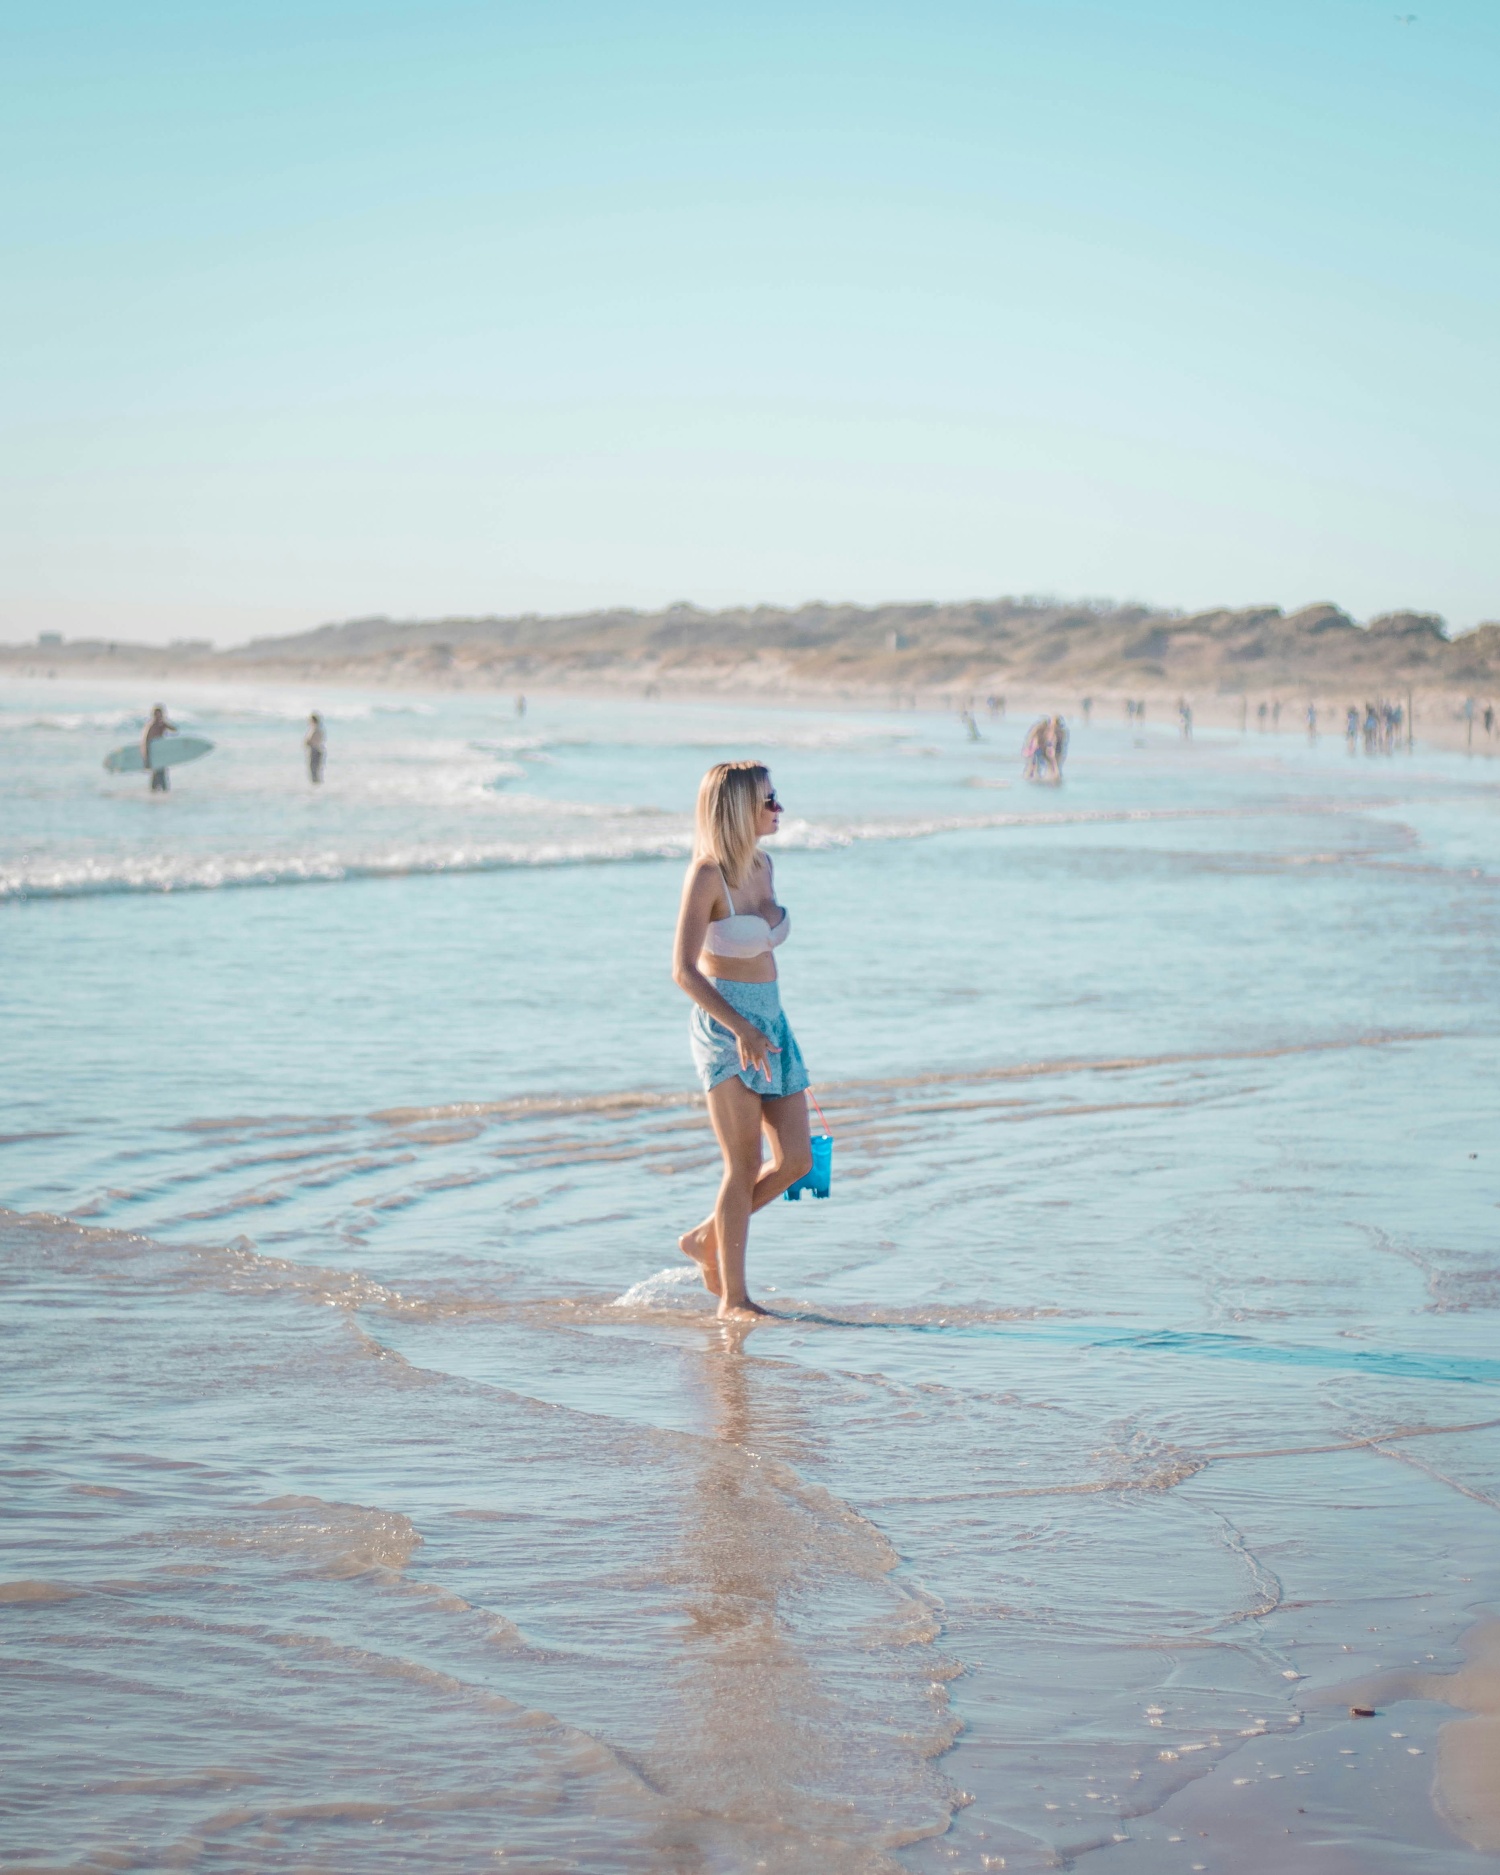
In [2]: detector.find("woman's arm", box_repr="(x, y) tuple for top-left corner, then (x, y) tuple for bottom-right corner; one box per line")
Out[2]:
(672, 860), (777, 1076)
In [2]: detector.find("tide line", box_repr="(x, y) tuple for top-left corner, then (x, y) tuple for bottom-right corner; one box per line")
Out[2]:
(367, 1029), (1445, 1128)
(866, 1415), (1500, 1507)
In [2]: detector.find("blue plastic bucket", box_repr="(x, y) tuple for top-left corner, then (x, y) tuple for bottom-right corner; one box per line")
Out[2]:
(785, 1132), (833, 1201)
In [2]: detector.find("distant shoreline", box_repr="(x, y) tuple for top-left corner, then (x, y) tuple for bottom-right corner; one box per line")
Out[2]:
(7, 590), (1500, 761)
(6, 654), (1496, 762)
(7, 593), (1499, 704)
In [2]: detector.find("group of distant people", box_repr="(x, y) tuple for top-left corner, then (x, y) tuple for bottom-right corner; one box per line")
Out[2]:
(138, 704), (328, 792)
(1345, 701), (1405, 755)
(950, 694), (1071, 781)
(134, 692), (533, 796)
(1022, 715), (1068, 783)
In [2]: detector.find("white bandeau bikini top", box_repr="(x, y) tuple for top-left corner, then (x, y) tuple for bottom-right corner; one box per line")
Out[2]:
(702, 869), (789, 959)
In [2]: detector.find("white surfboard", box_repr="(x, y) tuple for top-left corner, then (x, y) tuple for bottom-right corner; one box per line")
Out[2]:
(104, 736), (215, 773)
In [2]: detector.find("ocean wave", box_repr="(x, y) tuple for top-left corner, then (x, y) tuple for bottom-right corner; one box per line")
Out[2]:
(0, 697), (445, 733)
(466, 736), (555, 760)
(175, 1493), (425, 1578)
(139, 697), (440, 725)
(0, 832), (697, 900)
(0, 709), (142, 733)
(522, 726), (927, 754)
(0, 797), (1398, 902)
(0, 814), (874, 900)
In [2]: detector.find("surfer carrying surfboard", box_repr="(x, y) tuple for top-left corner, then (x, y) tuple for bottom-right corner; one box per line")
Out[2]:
(142, 705), (177, 793)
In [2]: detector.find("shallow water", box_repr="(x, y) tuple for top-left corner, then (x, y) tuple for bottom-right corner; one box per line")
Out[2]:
(3, 679), (1499, 1872)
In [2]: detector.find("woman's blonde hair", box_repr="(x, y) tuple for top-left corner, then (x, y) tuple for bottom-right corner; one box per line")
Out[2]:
(695, 761), (770, 889)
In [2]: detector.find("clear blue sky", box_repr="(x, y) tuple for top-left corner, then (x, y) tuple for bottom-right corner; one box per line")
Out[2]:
(4, 0), (1497, 644)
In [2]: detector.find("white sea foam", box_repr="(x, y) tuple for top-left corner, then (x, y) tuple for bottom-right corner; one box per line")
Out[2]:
(0, 832), (695, 899)
(0, 709), (142, 733)
(610, 1264), (713, 1311)
(0, 793), (1403, 900)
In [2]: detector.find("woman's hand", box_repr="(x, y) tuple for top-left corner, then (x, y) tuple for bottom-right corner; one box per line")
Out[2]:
(735, 1023), (780, 1077)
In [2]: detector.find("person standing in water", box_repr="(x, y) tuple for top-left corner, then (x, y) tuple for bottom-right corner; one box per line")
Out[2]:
(304, 713), (326, 784)
(673, 761), (812, 1321)
(141, 704), (176, 793)
(1022, 718), (1047, 780)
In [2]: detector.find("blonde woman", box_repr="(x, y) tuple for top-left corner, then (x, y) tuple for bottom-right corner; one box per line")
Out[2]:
(673, 761), (812, 1319)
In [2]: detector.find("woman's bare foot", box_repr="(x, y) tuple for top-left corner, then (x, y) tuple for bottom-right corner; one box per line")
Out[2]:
(678, 1223), (721, 1296)
(716, 1296), (771, 1321)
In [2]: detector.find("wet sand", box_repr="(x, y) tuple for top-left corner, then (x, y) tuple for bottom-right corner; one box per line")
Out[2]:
(4, 682), (1499, 1871)
(1327, 1619), (1500, 1855)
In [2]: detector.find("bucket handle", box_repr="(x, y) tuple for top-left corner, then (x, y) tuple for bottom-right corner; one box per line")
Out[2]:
(806, 1087), (830, 1134)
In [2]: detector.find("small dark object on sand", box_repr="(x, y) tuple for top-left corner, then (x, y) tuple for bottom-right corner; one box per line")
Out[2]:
(1350, 1706), (1377, 1718)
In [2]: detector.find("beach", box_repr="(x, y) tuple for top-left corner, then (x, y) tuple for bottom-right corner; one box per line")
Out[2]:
(3, 677), (1498, 1873)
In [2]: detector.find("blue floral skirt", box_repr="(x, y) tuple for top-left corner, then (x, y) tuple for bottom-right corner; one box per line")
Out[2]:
(689, 977), (810, 1099)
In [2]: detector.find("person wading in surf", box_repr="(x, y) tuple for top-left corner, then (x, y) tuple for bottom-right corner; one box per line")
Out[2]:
(304, 713), (326, 784)
(673, 761), (812, 1321)
(141, 704), (177, 794)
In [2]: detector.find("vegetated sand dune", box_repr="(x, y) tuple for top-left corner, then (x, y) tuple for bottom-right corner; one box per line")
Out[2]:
(9, 595), (1500, 705)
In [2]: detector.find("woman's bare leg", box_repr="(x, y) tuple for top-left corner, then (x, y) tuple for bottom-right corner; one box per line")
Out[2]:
(680, 1090), (813, 1296)
(696, 1077), (771, 1318)
(756, 1091), (813, 1206)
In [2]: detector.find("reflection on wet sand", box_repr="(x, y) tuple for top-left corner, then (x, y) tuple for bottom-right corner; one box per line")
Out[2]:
(648, 1322), (958, 1872)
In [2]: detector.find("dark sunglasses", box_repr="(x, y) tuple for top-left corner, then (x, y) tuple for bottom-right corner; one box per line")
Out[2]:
(762, 793), (783, 812)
